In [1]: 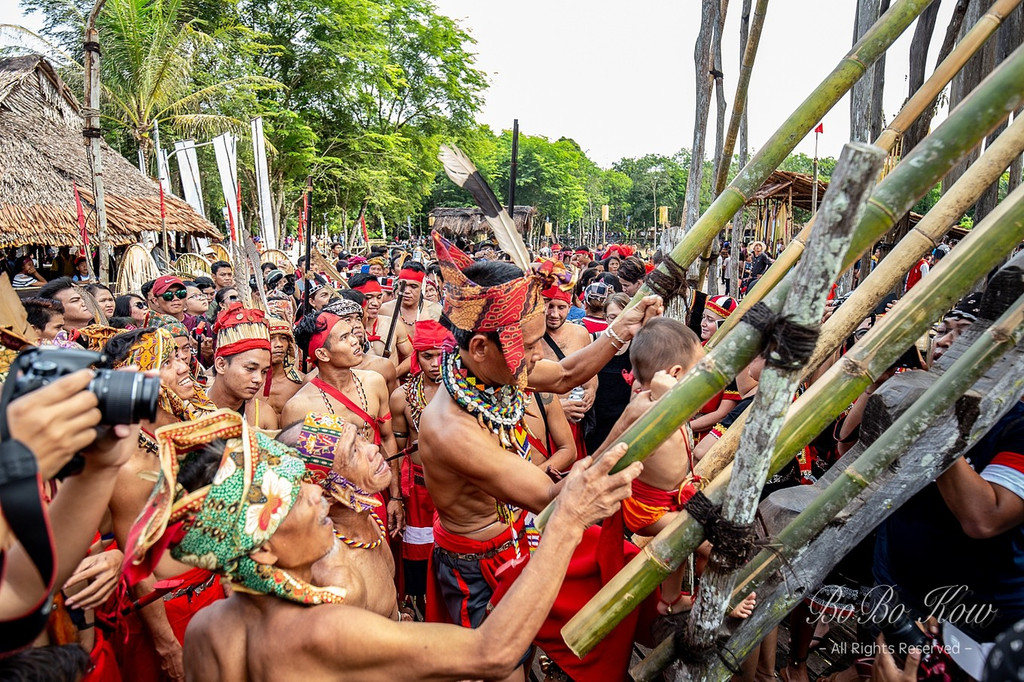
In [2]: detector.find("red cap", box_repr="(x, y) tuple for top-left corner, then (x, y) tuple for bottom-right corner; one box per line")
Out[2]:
(152, 275), (186, 296)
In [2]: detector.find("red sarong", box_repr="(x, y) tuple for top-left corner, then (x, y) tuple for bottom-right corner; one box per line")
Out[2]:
(400, 459), (436, 562)
(621, 477), (697, 534)
(569, 420), (588, 462)
(426, 517), (527, 626)
(113, 567), (225, 681)
(84, 629), (122, 682)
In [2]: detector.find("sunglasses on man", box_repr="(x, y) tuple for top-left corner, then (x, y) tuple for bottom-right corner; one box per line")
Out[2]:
(160, 289), (188, 301)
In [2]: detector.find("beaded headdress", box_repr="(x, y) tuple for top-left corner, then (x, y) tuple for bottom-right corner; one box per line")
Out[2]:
(432, 231), (543, 388)
(125, 409), (347, 605)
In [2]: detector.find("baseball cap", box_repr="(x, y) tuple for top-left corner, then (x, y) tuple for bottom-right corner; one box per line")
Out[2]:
(152, 275), (186, 296)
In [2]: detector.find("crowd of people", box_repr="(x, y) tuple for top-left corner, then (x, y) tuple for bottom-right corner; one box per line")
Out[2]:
(0, 230), (1019, 682)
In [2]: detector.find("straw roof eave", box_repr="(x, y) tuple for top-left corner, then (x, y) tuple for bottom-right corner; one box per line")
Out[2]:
(428, 205), (537, 236)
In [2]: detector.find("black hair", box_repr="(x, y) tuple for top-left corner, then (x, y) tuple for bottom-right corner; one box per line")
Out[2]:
(114, 294), (145, 318)
(348, 273), (379, 290)
(398, 261), (426, 274)
(275, 421), (304, 448)
(214, 288), (238, 306)
(339, 289), (365, 307)
(629, 317), (702, 386)
(0, 644), (91, 682)
(108, 315), (138, 329)
(181, 280), (197, 288)
(177, 439), (228, 492)
(24, 297), (64, 330)
(36, 276), (74, 300)
(84, 283), (113, 298)
(427, 263), (442, 279)
(211, 260), (232, 275)
(140, 279), (155, 299)
(294, 311), (332, 359)
(14, 255), (34, 272)
(260, 262), (276, 274)
(575, 267), (600, 299)
(100, 328), (158, 367)
(618, 256), (647, 285)
(444, 261), (523, 350)
(598, 272), (623, 292)
(194, 276), (215, 289)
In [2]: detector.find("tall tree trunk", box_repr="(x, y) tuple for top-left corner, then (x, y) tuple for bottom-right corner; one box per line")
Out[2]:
(850, 0), (882, 143)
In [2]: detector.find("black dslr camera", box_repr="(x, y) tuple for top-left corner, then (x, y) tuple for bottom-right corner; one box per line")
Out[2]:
(5, 346), (160, 426)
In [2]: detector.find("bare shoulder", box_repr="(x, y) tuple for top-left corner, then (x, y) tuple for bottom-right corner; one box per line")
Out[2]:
(419, 392), (472, 460)
(566, 323), (595, 346)
(354, 368), (387, 394)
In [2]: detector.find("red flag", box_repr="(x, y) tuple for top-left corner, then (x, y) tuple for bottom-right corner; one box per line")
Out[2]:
(360, 212), (370, 245)
(814, 123), (824, 134)
(72, 182), (89, 255)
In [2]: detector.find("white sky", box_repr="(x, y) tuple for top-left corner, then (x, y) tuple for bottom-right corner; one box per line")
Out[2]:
(2, 1), (957, 168)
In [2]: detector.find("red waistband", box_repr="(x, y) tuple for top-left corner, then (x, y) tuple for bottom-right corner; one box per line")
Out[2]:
(630, 478), (682, 508)
(432, 516), (526, 554)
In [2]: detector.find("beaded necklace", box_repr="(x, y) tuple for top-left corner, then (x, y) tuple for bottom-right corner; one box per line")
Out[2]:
(334, 512), (386, 550)
(316, 371), (371, 436)
(440, 351), (527, 449)
(404, 373), (428, 432)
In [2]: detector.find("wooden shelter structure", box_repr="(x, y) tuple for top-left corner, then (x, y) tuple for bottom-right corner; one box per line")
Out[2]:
(0, 55), (221, 249)
(740, 169), (921, 248)
(428, 205), (537, 241)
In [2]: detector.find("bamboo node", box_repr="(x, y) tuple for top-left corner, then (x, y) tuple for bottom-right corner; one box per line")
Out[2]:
(646, 255), (689, 305)
(741, 302), (820, 369)
(685, 491), (757, 572)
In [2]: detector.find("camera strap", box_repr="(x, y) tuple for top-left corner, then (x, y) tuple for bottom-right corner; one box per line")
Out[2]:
(0, 352), (59, 652)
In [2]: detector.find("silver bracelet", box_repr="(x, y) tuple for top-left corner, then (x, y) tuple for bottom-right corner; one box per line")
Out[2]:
(605, 326), (627, 346)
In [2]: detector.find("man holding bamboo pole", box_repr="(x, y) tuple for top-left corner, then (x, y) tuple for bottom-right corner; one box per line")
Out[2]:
(418, 232), (661, 679)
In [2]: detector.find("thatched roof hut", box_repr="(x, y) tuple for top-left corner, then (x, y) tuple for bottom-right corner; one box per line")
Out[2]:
(429, 206), (536, 239)
(0, 55), (221, 249)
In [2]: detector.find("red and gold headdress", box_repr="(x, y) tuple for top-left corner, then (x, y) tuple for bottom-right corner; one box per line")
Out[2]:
(432, 231), (543, 387)
(706, 295), (738, 320)
(410, 319), (454, 374)
(214, 303), (271, 359)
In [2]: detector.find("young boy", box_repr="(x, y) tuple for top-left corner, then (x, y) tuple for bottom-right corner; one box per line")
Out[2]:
(598, 317), (756, 617)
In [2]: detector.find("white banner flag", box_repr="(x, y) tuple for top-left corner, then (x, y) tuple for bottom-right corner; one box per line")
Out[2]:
(250, 117), (277, 250)
(174, 140), (205, 215)
(212, 133), (241, 241)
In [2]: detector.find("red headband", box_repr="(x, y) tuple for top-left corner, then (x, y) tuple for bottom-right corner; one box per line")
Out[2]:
(398, 268), (424, 283)
(353, 280), (382, 295)
(541, 286), (572, 304)
(308, 312), (342, 358)
(410, 320), (454, 374)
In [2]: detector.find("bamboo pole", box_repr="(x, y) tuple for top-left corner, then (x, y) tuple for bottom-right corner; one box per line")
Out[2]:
(634, 284), (1024, 681)
(84, 0), (109, 283)
(706, 0), (1022, 350)
(627, 0), (932, 309)
(696, 112), (1024, 479)
(681, 143), (886, 665)
(564, 179), (1024, 658)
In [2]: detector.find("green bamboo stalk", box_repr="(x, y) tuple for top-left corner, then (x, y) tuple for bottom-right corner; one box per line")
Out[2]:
(682, 143), (886, 661)
(696, 112), (1024, 480)
(634, 286), (1024, 682)
(705, 0), (1022, 350)
(627, 0), (932, 308)
(534, 40), (1024, 539)
(561, 178), (1024, 657)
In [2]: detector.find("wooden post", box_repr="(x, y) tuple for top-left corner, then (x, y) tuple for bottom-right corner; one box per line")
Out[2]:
(679, 143), (886, 674)
(84, 0), (109, 283)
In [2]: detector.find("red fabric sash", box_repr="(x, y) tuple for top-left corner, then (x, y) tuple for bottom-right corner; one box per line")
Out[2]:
(312, 377), (384, 445)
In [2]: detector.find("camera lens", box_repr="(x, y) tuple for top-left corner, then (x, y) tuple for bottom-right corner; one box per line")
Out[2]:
(89, 369), (160, 425)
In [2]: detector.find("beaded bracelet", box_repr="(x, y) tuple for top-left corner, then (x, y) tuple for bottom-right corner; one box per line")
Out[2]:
(605, 325), (627, 347)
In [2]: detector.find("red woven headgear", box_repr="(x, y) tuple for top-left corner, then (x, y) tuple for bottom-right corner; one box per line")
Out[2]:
(410, 320), (454, 374)
(214, 303), (271, 358)
(541, 287), (571, 303)
(308, 312), (342, 359)
(706, 295), (738, 320)
(432, 231), (543, 387)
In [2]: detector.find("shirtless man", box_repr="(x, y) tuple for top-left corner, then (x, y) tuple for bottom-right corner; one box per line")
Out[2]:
(283, 310), (403, 534)
(280, 415), (400, 619)
(132, 410), (640, 682)
(418, 235), (661, 676)
(324, 297), (400, 394)
(350, 274), (413, 367)
(389, 320), (449, 614)
(540, 286), (596, 458)
(208, 303), (278, 429)
(378, 262), (442, 327)
(262, 317), (305, 416)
